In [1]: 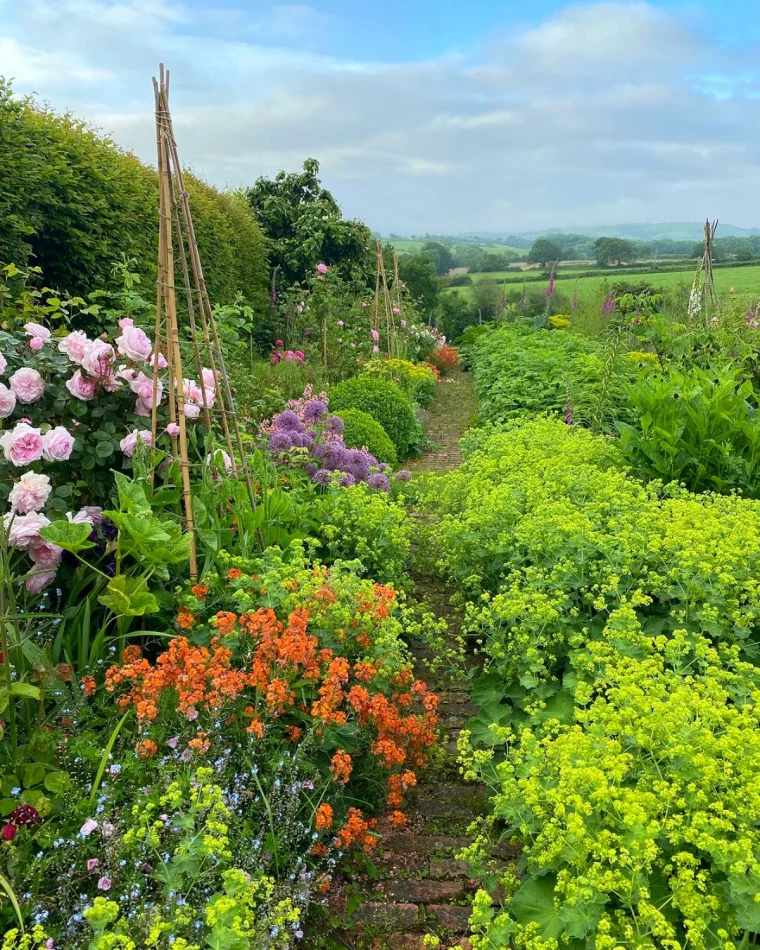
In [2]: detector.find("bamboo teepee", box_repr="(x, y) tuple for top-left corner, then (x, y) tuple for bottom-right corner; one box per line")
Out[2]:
(151, 65), (259, 577)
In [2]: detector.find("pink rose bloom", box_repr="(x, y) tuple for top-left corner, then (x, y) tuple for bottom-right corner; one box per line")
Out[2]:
(68, 507), (102, 526)
(118, 318), (134, 329)
(9, 472), (52, 514)
(371, 329), (380, 343)
(9, 368), (44, 404)
(206, 449), (232, 475)
(373, 345), (380, 353)
(184, 403), (201, 420)
(58, 331), (91, 363)
(0, 352), (6, 375)
(81, 341), (114, 379)
(203, 387), (216, 408)
(316, 263), (328, 274)
(392, 307), (400, 315)
(166, 422), (180, 436)
(26, 569), (57, 595)
(295, 351), (305, 363)
(100, 371), (121, 393)
(116, 325), (152, 362)
(29, 337), (44, 352)
(183, 379), (203, 403)
(24, 322), (51, 344)
(150, 352), (168, 370)
(201, 368), (217, 390)
(400, 319), (407, 328)
(134, 400), (150, 417)
(66, 370), (97, 401)
(0, 422), (44, 466)
(275, 340), (284, 347)
(42, 426), (75, 462)
(119, 429), (153, 458)
(97, 876), (111, 891)
(337, 320), (344, 327)
(4, 511), (50, 549)
(0, 383), (16, 418)
(29, 538), (63, 570)
(87, 858), (100, 871)
(117, 366), (137, 384)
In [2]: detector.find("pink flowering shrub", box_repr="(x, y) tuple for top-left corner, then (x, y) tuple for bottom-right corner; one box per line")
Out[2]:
(0, 317), (219, 592)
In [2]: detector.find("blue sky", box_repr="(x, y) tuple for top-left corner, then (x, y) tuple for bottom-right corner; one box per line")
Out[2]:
(2, 0), (760, 232)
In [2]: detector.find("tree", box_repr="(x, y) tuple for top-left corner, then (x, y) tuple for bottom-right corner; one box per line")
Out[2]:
(472, 278), (503, 319)
(527, 238), (562, 266)
(438, 291), (475, 340)
(594, 237), (636, 267)
(421, 241), (454, 276)
(247, 158), (372, 286)
(398, 253), (439, 316)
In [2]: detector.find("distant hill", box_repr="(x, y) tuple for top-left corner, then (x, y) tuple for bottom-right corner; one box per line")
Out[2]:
(459, 222), (760, 242)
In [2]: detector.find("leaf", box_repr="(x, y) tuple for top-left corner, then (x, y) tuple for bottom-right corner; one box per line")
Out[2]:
(9, 682), (41, 701)
(511, 874), (564, 939)
(114, 472), (150, 514)
(39, 521), (94, 554)
(22, 764), (45, 788)
(43, 771), (71, 795)
(98, 575), (158, 617)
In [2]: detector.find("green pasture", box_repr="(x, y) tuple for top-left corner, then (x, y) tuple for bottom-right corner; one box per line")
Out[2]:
(388, 238), (527, 257)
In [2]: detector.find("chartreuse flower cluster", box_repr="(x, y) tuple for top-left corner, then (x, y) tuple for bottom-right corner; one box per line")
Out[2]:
(421, 416), (760, 685)
(463, 609), (760, 950)
(361, 357), (439, 407)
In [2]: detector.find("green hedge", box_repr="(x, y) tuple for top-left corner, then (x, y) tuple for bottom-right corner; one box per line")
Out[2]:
(0, 81), (268, 312)
(329, 377), (422, 459)
(335, 408), (397, 465)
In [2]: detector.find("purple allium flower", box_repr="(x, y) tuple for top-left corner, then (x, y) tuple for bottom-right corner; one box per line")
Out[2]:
(303, 399), (328, 424)
(305, 463), (318, 477)
(312, 468), (332, 486)
(273, 410), (302, 431)
(323, 415), (345, 435)
(339, 473), (356, 487)
(395, 470), (412, 482)
(269, 432), (294, 453)
(366, 473), (391, 492)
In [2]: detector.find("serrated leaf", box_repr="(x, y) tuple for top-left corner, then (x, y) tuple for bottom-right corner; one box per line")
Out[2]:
(39, 521), (94, 553)
(98, 575), (158, 617)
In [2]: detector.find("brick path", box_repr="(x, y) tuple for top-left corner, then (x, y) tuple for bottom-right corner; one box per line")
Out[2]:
(310, 370), (512, 949)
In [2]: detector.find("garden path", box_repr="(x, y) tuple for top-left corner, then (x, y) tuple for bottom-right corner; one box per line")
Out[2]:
(315, 370), (507, 949)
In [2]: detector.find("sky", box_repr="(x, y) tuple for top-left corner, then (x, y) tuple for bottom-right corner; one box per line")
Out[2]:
(2, 0), (760, 234)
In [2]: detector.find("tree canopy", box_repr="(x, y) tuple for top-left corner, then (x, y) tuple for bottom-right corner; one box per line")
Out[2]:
(398, 252), (439, 316)
(594, 237), (636, 266)
(247, 158), (372, 287)
(527, 238), (562, 266)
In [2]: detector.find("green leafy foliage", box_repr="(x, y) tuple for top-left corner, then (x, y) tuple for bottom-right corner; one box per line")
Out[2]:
(618, 364), (760, 496)
(329, 377), (423, 459)
(0, 81), (267, 313)
(334, 409), (397, 465)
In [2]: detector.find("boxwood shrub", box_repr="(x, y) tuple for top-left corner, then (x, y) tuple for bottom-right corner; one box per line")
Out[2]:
(335, 408), (397, 465)
(329, 377), (422, 459)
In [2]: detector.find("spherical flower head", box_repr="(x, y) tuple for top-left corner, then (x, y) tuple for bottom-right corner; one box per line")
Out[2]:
(268, 432), (294, 454)
(0, 422), (44, 466)
(275, 340), (284, 347)
(372, 345), (380, 353)
(58, 331), (91, 363)
(66, 370), (97, 401)
(119, 429), (153, 457)
(400, 319), (407, 328)
(25, 568), (57, 595)
(9, 472), (52, 514)
(1, 824), (15, 841)
(9, 367), (44, 404)
(395, 469), (412, 482)
(294, 350), (305, 363)
(303, 399), (328, 424)
(316, 263), (328, 274)
(312, 468), (332, 486)
(273, 410), (302, 431)
(81, 341), (115, 379)
(184, 403), (201, 419)
(8, 804), (40, 827)
(339, 473), (356, 487)
(305, 463), (318, 477)
(24, 322), (51, 344)
(366, 473), (390, 492)
(336, 320), (344, 327)
(42, 426), (75, 462)
(0, 382), (16, 418)
(4, 511), (50, 550)
(323, 415), (344, 435)
(29, 337), (44, 352)
(116, 324), (152, 362)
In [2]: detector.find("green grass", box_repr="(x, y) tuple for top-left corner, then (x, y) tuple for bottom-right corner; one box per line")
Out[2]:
(446, 263), (760, 305)
(387, 238), (527, 257)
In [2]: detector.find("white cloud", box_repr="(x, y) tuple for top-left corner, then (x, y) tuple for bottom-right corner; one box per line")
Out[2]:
(2, 0), (760, 232)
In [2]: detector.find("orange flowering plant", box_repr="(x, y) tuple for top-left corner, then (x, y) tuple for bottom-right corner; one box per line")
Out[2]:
(103, 541), (440, 853)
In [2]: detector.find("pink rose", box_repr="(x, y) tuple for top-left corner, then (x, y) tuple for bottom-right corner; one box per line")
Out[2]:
(4, 511), (50, 549)
(87, 858), (100, 871)
(131, 372), (162, 408)
(370, 330), (380, 344)
(206, 449), (232, 475)
(25, 569), (57, 595)
(184, 403), (201, 420)
(166, 423), (180, 436)
(275, 340), (284, 347)
(24, 322), (51, 344)
(58, 331), (91, 363)
(0, 422), (44, 466)
(134, 400), (150, 417)
(183, 379), (203, 403)
(81, 341), (114, 379)
(68, 507), (102, 526)
(150, 352), (168, 370)
(118, 318), (134, 329)
(116, 325), (152, 362)
(400, 319), (407, 328)
(29, 538), (63, 570)
(337, 320), (344, 327)
(316, 263), (328, 274)
(9, 472), (52, 514)
(80, 818), (98, 836)
(119, 429), (153, 458)
(97, 876), (111, 891)
(0, 383), (16, 418)
(201, 368), (217, 390)
(66, 370), (97, 401)
(42, 426), (75, 462)
(9, 368), (44, 404)
(294, 351), (305, 363)
(100, 371), (121, 393)
(117, 366), (137, 383)
(0, 352), (6, 375)
(29, 337), (44, 352)
(373, 345), (380, 353)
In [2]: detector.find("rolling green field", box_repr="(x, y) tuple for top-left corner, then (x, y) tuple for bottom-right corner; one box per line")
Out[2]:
(447, 263), (760, 305)
(387, 238), (527, 257)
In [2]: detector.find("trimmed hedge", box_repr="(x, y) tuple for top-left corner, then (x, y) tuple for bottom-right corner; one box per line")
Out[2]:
(329, 377), (421, 459)
(335, 408), (397, 465)
(0, 81), (268, 312)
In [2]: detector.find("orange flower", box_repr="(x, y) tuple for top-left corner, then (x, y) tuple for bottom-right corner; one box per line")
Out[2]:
(211, 611), (237, 636)
(330, 749), (353, 785)
(334, 807), (369, 849)
(390, 810), (408, 827)
(136, 738), (157, 758)
(81, 676), (97, 697)
(227, 568), (243, 580)
(266, 678), (294, 714)
(284, 725), (303, 743)
(312, 842), (328, 858)
(247, 717), (264, 738)
(315, 803), (334, 830)
(191, 584), (209, 599)
(177, 608), (195, 630)
(188, 730), (210, 755)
